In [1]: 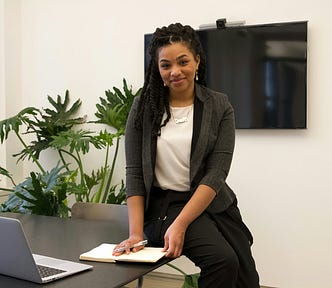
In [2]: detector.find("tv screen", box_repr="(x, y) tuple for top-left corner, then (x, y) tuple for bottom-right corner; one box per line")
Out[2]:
(144, 21), (308, 129)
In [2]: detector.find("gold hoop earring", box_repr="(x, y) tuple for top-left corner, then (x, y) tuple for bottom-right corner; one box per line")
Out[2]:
(195, 70), (198, 81)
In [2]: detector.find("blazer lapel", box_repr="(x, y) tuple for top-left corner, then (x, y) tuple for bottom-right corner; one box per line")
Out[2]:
(190, 84), (212, 184)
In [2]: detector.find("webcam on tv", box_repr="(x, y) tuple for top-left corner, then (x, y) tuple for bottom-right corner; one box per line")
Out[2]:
(216, 18), (227, 29)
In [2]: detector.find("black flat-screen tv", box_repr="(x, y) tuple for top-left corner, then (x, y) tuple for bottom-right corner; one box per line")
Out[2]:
(144, 21), (308, 129)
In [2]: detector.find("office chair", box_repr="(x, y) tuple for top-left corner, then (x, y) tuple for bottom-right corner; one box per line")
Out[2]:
(71, 202), (143, 288)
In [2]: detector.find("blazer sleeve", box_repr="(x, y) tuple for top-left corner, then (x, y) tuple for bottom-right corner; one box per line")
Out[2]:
(200, 97), (234, 187)
(125, 97), (146, 198)
(196, 92), (236, 210)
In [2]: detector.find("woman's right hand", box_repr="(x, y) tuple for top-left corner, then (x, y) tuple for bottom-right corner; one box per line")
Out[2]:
(113, 196), (145, 256)
(112, 235), (144, 256)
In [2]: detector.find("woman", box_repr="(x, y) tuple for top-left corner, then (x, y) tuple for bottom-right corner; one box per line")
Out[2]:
(114, 23), (260, 288)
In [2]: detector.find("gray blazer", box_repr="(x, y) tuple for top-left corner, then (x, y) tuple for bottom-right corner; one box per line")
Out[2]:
(125, 83), (236, 214)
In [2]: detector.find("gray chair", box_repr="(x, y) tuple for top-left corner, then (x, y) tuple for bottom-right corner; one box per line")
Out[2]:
(71, 202), (143, 288)
(71, 202), (128, 223)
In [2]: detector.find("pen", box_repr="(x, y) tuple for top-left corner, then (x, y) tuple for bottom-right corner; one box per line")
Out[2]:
(114, 240), (148, 253)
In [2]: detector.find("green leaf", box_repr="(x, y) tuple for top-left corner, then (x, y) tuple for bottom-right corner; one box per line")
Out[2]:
(0, 107), (39, 143)
(94, 78), (141, 132)
(84, 169), (104, 191)
(181, 273), (200, 288)
(106, 180), (126, 204)
(50, 130), (105, 154)
(2, 165), (70, 217)
(8, 91), (86, 162)
(95, 130), (116, 146)
(0, 166), (12, 179)
(65, 182), (88, 200)
(43, 90), (83, 124)
(0, 191), (30, 214)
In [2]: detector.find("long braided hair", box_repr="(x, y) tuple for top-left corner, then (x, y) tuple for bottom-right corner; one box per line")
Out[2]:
(134, 23), (207, 136)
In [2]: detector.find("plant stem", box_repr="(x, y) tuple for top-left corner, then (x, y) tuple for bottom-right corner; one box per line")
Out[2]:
(166, 263), (187, 276)
(0, 171), (16, 187)
(15, 131), (45, 174)
(58, 150), (70, 172)
(0, 187), (14, 192)
(59, 149), (85, 201)
(75, 149), (87, 201)
(92, 143), (110, 203)
(102, 136), (120, 203)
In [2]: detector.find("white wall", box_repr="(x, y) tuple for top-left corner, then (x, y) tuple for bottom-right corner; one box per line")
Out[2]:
(2, 0), (332, 287)
(0, 0), (6, 201)
(1, 0), (24, 188)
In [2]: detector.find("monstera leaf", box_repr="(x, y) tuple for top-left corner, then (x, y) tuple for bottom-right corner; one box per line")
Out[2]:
(94, 78), (141, 131)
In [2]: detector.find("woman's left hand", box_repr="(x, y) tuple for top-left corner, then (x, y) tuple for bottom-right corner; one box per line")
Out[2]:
(162, 221), (187, 258)
(162, 185), (216, 258)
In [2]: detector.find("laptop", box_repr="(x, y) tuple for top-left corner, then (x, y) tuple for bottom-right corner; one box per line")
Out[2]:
(0, 216), (93, 283)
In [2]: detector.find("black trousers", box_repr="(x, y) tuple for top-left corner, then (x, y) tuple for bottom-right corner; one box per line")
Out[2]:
(144, 187), (260, 288)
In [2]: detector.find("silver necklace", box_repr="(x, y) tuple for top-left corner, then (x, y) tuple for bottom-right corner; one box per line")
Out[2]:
(170, 105), (193, 124)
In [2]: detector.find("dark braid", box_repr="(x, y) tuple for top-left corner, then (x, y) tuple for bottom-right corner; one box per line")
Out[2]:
(135, 23), (207, 136)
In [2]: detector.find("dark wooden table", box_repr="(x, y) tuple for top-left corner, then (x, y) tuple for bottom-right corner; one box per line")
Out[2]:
(0, 213), (169, 288)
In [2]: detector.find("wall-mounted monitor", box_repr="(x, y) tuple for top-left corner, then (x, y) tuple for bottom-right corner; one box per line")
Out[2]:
(144, 21), (308, 129)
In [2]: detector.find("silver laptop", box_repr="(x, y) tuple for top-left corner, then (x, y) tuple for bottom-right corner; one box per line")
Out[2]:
(0, 216), (93, 283)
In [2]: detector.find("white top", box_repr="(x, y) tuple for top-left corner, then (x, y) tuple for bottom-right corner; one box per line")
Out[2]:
(154, 104), (194, 191)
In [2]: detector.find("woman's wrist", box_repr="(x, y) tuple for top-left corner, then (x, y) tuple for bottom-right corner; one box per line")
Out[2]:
(129, 232), (144, 240)
(173, 216), (190, 231)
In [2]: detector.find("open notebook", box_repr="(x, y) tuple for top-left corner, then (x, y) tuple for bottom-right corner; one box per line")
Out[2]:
(80, 243), (166, 263)
(0, 216), (93, 283)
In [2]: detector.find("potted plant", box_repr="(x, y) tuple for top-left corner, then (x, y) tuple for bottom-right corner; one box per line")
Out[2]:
(0, 79), (141, 217)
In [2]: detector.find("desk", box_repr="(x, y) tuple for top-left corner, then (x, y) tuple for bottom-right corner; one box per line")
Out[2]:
(0, 213), (170, 288)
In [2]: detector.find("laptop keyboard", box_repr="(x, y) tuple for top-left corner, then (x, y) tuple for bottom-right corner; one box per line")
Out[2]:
(37, 264), (66, 278)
